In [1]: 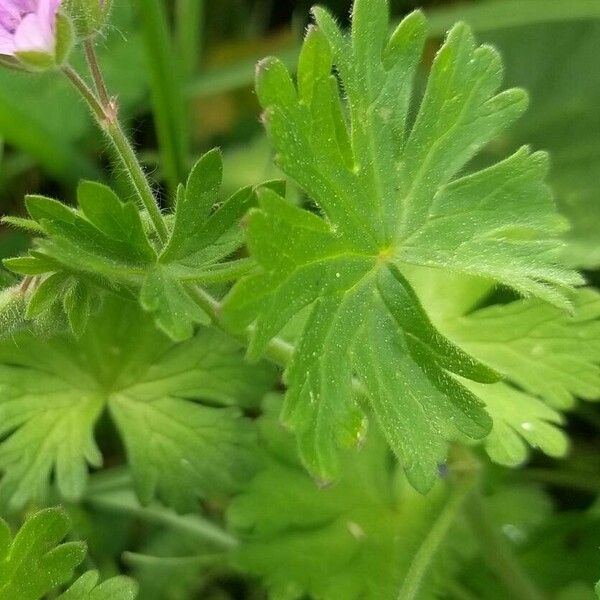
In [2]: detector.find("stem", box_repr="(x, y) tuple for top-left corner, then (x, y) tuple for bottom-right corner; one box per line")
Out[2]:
(106, 118), (169, 242)
(62, 65), (105, 121)
(63, 63), (169, 243)
(466, 492), (546, 600)
(65, 54), (299, 371)
(398, 451), (478, 600)
(87, 490), (238, 550)
(187, 284), (295, 369)
(84, 39), (110, 108)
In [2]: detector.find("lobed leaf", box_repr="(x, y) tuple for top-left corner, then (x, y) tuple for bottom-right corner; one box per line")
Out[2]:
(228, 397), (465, 600)
(224, 1), (581, 490)
(0, 294), (276, 510)
(5, 151), (256, 341)
(0, 508), (85, 600)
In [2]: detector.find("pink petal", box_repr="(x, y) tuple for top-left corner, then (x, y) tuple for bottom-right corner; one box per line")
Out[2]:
(0, 27), (15, 54)
(0, 4), (20, 33)
(14, 11), (53, 53)
(37, 0), (61, 31)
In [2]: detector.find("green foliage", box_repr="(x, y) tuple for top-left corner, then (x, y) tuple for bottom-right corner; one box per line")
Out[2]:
(0, 508), (85, 600)
(0, 507), (136, 600)
(4, 149), (256, 341)
(404, 266), (599, 465)
(478, 21), (600, 270)
(228, 397), (466, 600)
(445, 289), (600, 410)
(0, 294), (275, 511)
(222, 0), (581, 491)
(58, 570), (138, 600)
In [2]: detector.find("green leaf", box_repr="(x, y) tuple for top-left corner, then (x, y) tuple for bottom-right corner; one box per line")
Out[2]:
(160, 150), (256, 265)
(224, 3), (580, 490)
(465, 381), (568, 467)
(444, 289), (600, 410)
(8, 155), (255, 341)
(77, 181), (156, 264)
(228, 397), (468, 600)
(403, 266), (597, 465)
(161, 149), (223, 262)
(0, 508), (86, 600)
(476, 21), (600, 270)
(0, 370), (104, 508)
(0, 293), (276, 510)
(0, 509), (137, 600)
(109, 397), (254, 509)
(140, 268), (210, 342)
(58, 570), (138, 600)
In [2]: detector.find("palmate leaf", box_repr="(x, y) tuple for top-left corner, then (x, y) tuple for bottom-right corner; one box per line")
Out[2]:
(0, 294), (276, 511)
(222, 0), (582, 491)
(0, 507), (137, 600)
(445, 289), (600, 410)
(477, 21), (600, 270)
(406, 266), (598, 467)
(228, 397), (466, 600)
(444, 288), (600, 466)
(4, 151), (255, 342)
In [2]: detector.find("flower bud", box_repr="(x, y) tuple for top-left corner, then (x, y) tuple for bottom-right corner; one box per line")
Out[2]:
(63, 0), (111, 39)
(0, 0), (74, 71)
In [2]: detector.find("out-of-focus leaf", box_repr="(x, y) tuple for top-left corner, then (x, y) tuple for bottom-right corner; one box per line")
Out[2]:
(478, 21), (600, 269)
(228, 396), (468, 600)
(0, 294), (276, 511)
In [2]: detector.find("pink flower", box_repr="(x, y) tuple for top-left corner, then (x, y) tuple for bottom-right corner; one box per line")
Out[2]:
(0, 0), (62, 57)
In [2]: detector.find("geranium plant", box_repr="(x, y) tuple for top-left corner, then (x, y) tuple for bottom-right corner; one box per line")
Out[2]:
(0, 0), (599, 598)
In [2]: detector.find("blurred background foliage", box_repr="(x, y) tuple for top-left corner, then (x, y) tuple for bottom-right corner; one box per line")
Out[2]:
(0, 0), (599, 598)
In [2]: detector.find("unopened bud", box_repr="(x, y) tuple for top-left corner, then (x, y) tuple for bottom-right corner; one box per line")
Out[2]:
(63, 0), (112, 39)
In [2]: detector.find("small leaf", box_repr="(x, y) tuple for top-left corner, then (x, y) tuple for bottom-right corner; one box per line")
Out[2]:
(140, 268), (210, 341)
(77, 181), (155, 263)
(161, 149), (223, 262)
(0, 508), (86, 600)
(58, 570), (138, 600)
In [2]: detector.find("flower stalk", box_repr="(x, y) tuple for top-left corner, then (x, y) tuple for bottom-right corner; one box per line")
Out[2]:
(62, 46), (169, 243)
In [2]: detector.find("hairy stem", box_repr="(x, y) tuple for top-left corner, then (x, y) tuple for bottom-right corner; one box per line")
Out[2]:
(106, 118), (169, 242)
(187, 284), (296, 368)
(65, 52), (300, 372)
(62, 65), (105, 121)
(63, 57), (169, 243)
(466, 491), (546, 600)
(83, 39), (110, 108)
